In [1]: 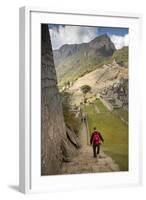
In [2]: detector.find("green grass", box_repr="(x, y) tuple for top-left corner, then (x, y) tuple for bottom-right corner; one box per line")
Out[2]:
(84, 101), (128, 171)
(112, 46), (128, 67)
(114, 108), (128, 123)
(95, 99), (108, 113)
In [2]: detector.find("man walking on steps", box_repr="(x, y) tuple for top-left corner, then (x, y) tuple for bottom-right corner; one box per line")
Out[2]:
(90, 127), (104, 158)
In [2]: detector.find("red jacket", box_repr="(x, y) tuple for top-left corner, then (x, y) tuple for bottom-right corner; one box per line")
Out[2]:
(90, 131), (104, 145)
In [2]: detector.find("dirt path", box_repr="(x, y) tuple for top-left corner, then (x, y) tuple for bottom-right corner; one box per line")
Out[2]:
(61, 121), (120, 174)
(80, 121), (89, 146)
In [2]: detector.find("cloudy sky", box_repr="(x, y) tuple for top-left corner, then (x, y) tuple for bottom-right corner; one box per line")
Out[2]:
(48, 24), (129, 50)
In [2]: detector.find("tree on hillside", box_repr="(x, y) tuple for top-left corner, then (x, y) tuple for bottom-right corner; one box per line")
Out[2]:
(80, 85), (91, 103)
(80, 85), (91, 95)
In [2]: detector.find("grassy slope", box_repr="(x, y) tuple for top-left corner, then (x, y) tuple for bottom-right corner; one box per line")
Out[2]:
(56, 48), (113, 87)
(84, 99), (128, 171)
(112, 46), (128, 67)
(113, 108), (128, 122)
(95, 99), (108, 113)
(57, 59), (113, 87)
(56, 46), (128, 88)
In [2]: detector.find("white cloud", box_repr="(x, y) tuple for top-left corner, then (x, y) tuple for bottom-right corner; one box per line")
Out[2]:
(49, 25), (129, 50)
(49, 25), (97, 50)
(110, 34), (129, 49)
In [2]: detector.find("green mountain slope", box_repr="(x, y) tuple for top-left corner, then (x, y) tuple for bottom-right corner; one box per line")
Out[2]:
(112, 46), (128, 67)
(53, 34), (116, 86)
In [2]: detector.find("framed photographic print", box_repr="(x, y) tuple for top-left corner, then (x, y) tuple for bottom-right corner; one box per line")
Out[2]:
(19, 7), (142, 193)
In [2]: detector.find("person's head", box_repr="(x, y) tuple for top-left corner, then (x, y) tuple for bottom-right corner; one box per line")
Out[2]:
(94, 127), (96, 131)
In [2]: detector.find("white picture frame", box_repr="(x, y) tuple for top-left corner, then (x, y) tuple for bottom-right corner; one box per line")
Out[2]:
(19, 6), (143, 194)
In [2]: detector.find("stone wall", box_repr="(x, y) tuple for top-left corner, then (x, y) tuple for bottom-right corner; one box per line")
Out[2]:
(41, 24), (79, 175)
(101, 78), (128, 109)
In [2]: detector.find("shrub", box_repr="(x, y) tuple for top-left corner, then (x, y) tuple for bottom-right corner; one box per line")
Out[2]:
(80, 85), (91, 95)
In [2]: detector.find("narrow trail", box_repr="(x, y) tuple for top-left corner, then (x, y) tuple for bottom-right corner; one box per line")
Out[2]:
(61, 119), (120, 174)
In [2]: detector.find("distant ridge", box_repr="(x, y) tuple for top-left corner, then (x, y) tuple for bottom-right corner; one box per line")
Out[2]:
(52, 34), (116, 86)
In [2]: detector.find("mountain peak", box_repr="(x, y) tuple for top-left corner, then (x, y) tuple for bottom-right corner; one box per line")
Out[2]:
(89, 34), (114, 46)
(53, 34), (116, 81)
(88, 34), (116, 57)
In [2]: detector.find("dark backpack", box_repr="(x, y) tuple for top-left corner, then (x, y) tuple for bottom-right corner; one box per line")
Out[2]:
(93, 132), (100, 144)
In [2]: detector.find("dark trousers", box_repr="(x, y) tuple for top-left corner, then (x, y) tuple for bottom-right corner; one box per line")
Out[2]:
(93, 144), (100, 157)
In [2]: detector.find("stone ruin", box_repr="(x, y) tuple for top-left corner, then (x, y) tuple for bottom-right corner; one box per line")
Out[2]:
(41, 24), (80, 175)
(101, 78), (128, 109)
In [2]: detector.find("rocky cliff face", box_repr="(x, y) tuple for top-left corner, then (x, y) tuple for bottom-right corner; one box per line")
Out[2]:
(41, 24), (79, 175)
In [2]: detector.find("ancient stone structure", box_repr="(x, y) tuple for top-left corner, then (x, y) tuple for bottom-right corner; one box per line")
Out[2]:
(101, 78), (128, 109)
(41, 24), (79, 175)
